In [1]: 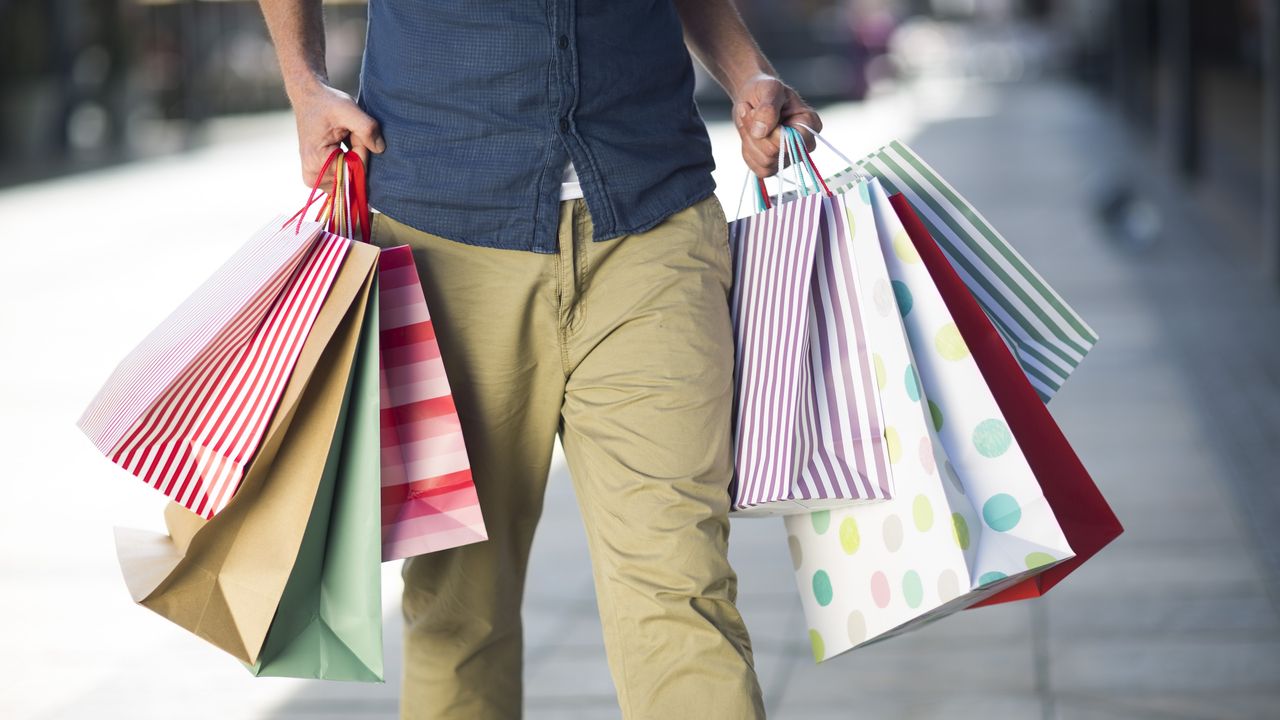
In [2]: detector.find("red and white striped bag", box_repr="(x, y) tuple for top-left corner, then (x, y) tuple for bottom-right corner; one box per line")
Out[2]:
(78, 221), (351, 517)
(376, 246), (487, 561)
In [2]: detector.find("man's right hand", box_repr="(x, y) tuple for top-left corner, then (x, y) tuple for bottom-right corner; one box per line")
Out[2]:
(290, 81), (385, 188)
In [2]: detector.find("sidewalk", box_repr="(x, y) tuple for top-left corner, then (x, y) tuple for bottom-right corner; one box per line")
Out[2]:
(3, 77), (1278, 720)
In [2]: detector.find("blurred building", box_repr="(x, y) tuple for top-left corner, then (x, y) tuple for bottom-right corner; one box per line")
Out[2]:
(0, 0), (367, 184)
(1055, 0), (1280, 283)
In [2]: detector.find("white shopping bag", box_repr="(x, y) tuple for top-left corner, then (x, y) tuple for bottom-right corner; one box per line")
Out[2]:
(784, 178), (1074, 661)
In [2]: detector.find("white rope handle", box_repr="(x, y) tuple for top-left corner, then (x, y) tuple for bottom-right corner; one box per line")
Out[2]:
(791, 121), (872, 181)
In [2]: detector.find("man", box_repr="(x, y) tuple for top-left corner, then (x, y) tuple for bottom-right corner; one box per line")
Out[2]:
(257, 1), (821, 717)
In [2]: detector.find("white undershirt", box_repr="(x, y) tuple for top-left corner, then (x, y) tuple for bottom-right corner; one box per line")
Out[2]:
(560, 160), (584, 201)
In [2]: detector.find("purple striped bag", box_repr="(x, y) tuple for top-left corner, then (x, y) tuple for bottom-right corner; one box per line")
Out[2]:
(728, 188), (899, 516)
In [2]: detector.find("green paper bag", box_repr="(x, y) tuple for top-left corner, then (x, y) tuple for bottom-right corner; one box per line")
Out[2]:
(250, 276), (385, 682)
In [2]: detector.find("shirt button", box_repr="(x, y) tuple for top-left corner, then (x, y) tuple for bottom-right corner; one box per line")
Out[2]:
(558, 35), (569, 49)
(559, 117), (570, 132)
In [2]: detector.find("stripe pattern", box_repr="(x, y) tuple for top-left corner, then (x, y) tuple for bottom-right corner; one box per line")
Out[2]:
(828, 141), (1099, 401)
(377, 246), (487, 561)
(78, 219), (351, 517)
(728, 195), (893, 516)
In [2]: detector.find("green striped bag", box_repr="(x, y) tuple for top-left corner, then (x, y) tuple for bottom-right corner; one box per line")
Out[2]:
(824, 141), (1098, 401)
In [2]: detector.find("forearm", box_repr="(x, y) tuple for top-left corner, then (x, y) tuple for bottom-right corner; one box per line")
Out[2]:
(672, 0), (776, 101)
(258, 0), (329, 102)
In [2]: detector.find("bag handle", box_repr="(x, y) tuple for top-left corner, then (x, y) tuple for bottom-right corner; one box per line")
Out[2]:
(282, 147), (372, 244)
(734, 125), (811, 218)
(791, 121), (873, 185)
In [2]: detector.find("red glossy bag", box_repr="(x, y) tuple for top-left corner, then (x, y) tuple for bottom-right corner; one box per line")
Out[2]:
(890, 194), (1123, 605)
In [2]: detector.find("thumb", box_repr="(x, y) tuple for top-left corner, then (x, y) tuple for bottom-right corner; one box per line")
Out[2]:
(747, 83), (783, 139)
(747, 95), (781, 139)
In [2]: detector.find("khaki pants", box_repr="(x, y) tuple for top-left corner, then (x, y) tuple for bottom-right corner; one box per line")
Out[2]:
(371, 195), (765, 720)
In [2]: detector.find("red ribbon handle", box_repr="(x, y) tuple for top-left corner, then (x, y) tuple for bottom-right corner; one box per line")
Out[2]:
(283, 148), (344, 233)
(344, 151), (371, 244)
(281, 147), (372, 244)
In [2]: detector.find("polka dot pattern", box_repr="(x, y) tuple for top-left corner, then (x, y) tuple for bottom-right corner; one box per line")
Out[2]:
(944, 459), (964, 494)
(928, 400), (944, 431)
(892, 229), (920, 264)
(811, 510), (831, 534)
(912, 494), (934, 531)
(937, 570), (960, 602)
(787, 535), (803, 570)
(1026, 552), (1056, 570)
(902, 571), (924, 608)
(904, 364), (921, 402)
(918, 437), (937, 475)
(809, 629), (825, 662)
(892, 280), (913, 317)
(972, 419), (1013, 458)
(934, 323), (969, 360)
(882, 515), (904, 552)
(774, 178), (1072, 661)
(870, 571), (891, 608)
(951, 513), (970, 550)
(982, 494), (1022, 532)
(846, 611), (867, 645)
(813, 570), (834, 606)
(873, 279), (894, 317)
(839, 517), (860, 555)
(885, 427), (902, 464)
(978, 571), (1007, 587)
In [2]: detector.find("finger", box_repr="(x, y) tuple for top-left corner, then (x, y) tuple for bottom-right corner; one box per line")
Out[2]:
(743, 152), (769, 180)
(302, 144), (342, 191)
(340, 106), (385, 154)
(742, 139), (776, 175)
(741, 126), (782, 159)
(745, 145), (778, 177)
(787, 110), (822, 152)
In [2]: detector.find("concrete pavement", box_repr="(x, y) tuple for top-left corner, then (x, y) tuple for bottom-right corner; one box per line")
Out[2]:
(2, 77), (1278, 720)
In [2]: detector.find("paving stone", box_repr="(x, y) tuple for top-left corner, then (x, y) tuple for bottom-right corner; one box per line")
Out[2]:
(1051, 637), (1280, 694)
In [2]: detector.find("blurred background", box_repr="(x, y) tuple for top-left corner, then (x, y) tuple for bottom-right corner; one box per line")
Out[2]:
(4, 0), (1280, 278)
(3, 1), (1279, 718)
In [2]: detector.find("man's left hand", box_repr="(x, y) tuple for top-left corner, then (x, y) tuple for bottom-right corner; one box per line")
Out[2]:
(733, 74), (822, 178)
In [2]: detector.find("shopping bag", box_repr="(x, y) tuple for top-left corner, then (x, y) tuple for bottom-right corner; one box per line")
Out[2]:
(728, 135), (894, 515)
(78, 219), (351, 518)
(823, 140), (1097, 401)
(249, 267), (383, 681)
(320, 149), (486, 560)
(114, 241), (381, 665)
(891, 194), (1122, 606)
(783, 176), (1073, 661)
(377, 246), (487, 560)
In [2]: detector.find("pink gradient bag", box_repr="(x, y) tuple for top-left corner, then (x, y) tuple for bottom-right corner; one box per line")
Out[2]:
(376, 246), (487, 561)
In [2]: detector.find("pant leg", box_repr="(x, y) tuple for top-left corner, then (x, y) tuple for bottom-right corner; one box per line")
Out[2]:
(557, 196), (766, 719)
(372, 211), (567, 720)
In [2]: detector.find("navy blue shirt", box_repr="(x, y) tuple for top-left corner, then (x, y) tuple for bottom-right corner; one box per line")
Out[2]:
(358, 0), (718, 253)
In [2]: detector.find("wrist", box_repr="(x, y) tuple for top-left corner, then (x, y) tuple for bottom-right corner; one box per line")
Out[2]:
(283, 69), (331, 106)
